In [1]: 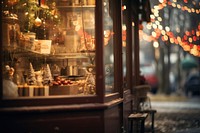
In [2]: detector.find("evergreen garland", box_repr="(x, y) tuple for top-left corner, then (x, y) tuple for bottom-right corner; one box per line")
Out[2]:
(12, 0), (61, 32)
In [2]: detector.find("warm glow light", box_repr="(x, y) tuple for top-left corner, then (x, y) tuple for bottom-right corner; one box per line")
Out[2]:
(150, 14), (155, 19)
(177, 4), (181, 9)
(176, 27), (180, 33)
(158, 17), (162, 21)
(196, 31), (200, 36)
(154, 5), (159, 10)
(152, 31), (157, 37)
(154, 12), (159, 17)
(185, 31), (190, 36)
(189, 37), (192, 43)
(183, 45), (190, 51)
(153, 41), (159, 48)
(190, 46), (198, 56)
(153, 8), (159, 13)
(183, 6), (187, 10)
(164, 35), (168, 41)
(165, 26), (170, 32)
(184, 0), (188, 4)
(174, 39), (178, 44)
(158, 25), (163, 30)
(193, 36), (197, 41)
(170, 38), (174, 43)
(122, 25), (126, 31)
(172, 3), (176, 7)
(160, 3), (166, 9)
(183, 6), (188, 10)
(142, 0), (200, 57)
(152, 24), (157, 29)
(191, 8), (195, 13)
(155, 21), (160, 25)
(192, 30), (195, 35)
(146, 23), (152, 29)
(142, 34), (146, 40)
(198, 46), (200, 51)
(177, 36), (181, 42)
(184, 35), (188, 40)
(161, 30), (166, 35)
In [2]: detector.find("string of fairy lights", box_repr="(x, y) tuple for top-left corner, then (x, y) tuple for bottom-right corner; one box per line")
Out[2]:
(140, 0), (200, 57)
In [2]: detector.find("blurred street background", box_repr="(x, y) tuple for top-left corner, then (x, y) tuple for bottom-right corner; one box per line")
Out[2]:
(146, 94), (200, 133)
(139, 0), (200, 132)
(139, 0), (200, 96)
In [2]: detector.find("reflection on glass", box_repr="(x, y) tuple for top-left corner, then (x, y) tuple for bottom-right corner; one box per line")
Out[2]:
(122, 24), (127, 89)
(103, 0), (114, 94)
(122, 1), (128, 90)
(2, 0), (96, 99)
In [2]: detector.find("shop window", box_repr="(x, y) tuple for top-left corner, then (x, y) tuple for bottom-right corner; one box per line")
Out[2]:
(1, 0), (96, 99)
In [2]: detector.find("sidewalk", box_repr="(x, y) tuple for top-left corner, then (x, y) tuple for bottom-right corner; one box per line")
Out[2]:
(175, 128), (200, 133)
(148, 93), (188, 102)
(146, 93), (200, 133)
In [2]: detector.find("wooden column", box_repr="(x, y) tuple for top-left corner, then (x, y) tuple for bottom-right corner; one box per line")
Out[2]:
(132, 0), (140, 86)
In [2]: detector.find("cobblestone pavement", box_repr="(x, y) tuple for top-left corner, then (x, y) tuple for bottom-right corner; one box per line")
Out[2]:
(146, 95), (200, 133)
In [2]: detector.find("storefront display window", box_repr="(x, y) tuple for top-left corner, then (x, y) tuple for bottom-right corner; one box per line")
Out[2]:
(1, 0), (96, 99)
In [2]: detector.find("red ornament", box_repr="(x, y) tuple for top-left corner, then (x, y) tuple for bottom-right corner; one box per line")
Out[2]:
(185, 31), (190, 36)
(184, 0), (188, 3)
(192, 30), (195, 35)
(190, 44), (193, 48)
(183, 35), (188, 40)
(193, 36), (197, 41)
(197, 46), (200, 50)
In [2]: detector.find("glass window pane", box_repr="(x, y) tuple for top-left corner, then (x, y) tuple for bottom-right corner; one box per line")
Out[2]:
(103, 0), (114, 94)
(122, 23), (127, 90)
(122, 1), (127, 90)
(2, 0), (96, 99)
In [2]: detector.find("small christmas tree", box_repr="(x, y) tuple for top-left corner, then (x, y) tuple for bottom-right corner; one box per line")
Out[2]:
(43, 64), (53, 85)
(27, 63), (36, 85)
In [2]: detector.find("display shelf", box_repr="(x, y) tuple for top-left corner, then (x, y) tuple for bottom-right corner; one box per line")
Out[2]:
(57, 5), (95, 10)
(3, 45), (95, 59)
(49, 52), (95, 59)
